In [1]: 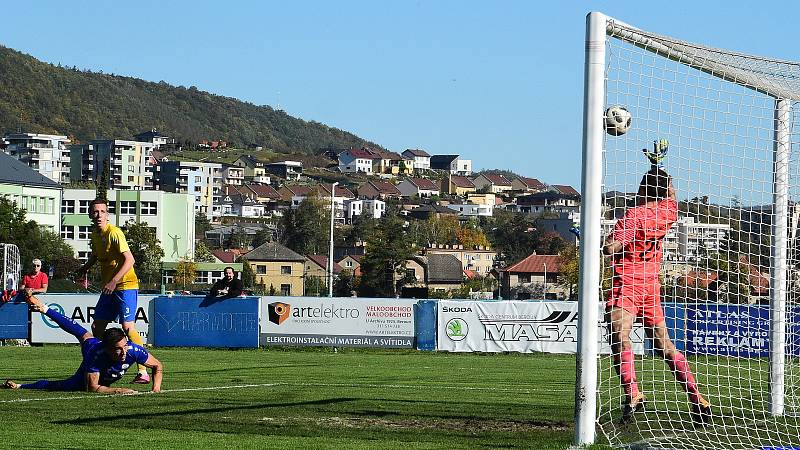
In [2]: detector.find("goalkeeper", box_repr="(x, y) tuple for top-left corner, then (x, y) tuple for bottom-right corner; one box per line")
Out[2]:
(603, 140), (712, 425)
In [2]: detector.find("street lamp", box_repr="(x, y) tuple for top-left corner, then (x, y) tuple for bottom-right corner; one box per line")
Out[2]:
(543, 262), (548, 300)
(328, 182), (338, 297)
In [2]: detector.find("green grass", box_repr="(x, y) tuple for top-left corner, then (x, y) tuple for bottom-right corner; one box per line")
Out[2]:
(0, 346), (595, 450)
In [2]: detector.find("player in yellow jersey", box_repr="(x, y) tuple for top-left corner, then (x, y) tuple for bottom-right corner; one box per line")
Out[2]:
(75, 198), (150, 384)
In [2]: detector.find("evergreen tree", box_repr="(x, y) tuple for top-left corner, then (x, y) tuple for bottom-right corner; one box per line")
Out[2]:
(358, 212), (414, 298)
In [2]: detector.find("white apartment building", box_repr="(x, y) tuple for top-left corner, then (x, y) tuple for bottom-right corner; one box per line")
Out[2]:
(448, 203), (494, 218)
(4, 133), (71, 183)
(344, 198), (386, 222)
(70, 140), (156, 190)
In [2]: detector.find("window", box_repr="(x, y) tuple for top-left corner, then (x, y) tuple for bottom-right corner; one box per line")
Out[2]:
(128, 165), (135, 172)
(21, 196), (28, 210)
(127, 176), (135, 183)
(28, 197), (37, 213)
(60, 226), (74, 240)
(128, 155), (135, 162)
(518, 274), (531, 283)
(195, 176), (202, 183)
(405, 269), (416, 280)
(46, 198), (54, 214)
(78, 200), (91, 214)
(141, 201), (157, 215)
(194, 186), (202, 193)
(281, 265), (291, 275)
(280, 284), (291, 296)
(120, 201), (136, 215)
(78, 226), (91, 240)
(61, 200), (75, 214)
(345, 260), (353, 268)
(39, 197), (46, 213)
(256, 265), (266, 275)
(108, 201), (116, 214)
(78, 251), (90, 262)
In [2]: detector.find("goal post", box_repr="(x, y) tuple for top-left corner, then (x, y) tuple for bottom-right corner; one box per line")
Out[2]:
(576, 11), (800, 448)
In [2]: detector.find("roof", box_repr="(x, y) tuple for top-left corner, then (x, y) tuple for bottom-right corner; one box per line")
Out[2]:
(360, 180), (401, 196)
(338, 254), (363, 263)
(374, 149), (405, 160)
(450, 175), (475, 188)
(478, 173), (512, 186)
(244, 242), (306, 262)
(317, 184), (356, 198)
(0, 152), (61, 188)
(347, 148), (380, 159)
(424, 254), (464, 283)
(212, 249), (240, 264)
(403, 148), (430, 157)
(503, 254), (564, 274)
(430, 155), (460, 169)
(677, 270), (719, 288)
(409, 178), (439, 191)
(552, 185), (580, 196)
(242, 183), (281, 199)
(516, 176), (547, 191)
(306, 255), (343, 274)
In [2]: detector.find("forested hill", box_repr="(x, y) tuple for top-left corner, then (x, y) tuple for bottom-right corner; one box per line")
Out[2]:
(0, 45), (381, 153)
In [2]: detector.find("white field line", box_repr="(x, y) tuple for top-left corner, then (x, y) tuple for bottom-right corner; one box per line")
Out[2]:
(0, 381), (571, 404)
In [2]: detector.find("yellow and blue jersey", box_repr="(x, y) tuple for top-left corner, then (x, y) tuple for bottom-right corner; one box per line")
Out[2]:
(90, 224), (139, 291)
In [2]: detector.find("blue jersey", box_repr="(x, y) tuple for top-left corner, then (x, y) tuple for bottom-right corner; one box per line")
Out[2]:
(77, 338), (149, 387)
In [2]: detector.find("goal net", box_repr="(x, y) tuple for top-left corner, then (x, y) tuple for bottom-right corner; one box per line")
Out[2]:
(577, 12), (800, 449)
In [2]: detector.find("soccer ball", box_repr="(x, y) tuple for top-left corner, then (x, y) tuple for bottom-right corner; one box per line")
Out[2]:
(604, 105), (632, 136)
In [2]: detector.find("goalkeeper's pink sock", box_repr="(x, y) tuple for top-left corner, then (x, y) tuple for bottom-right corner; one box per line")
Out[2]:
(666, 351), (701, 404)
(616, 349), (639, 399)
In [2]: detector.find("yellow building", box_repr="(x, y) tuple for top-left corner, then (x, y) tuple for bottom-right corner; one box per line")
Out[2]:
(244, 242), (306, 296)
(442, 175), (477, 196)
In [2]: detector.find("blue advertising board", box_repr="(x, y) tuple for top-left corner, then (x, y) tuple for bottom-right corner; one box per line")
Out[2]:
(0, 298), (28, 339)
(686, 304), (769, 357)
(153, 296), (259, 348)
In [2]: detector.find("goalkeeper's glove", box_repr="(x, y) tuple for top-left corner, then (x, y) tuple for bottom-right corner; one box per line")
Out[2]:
(642, 138), (669, 167)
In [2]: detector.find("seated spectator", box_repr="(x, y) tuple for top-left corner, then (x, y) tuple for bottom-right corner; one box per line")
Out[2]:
(20, 258), (48, 297)
(206, 267), (243, 301)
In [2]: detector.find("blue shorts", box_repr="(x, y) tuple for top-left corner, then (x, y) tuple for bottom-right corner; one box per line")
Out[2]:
(95, 289), (138, 323)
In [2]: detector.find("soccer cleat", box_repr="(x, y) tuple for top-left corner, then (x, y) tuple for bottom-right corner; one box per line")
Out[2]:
(3, 379), (20, 389)
(690, 397), (713, 427)
(620, 392), (646, 424)
(131, 372), (151, 384)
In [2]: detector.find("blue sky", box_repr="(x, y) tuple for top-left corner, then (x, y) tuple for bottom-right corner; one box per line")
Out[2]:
(0, 1), (793, 187)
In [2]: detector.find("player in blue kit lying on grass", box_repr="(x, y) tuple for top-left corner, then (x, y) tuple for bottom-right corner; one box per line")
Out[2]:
(3, 294), (163, 394)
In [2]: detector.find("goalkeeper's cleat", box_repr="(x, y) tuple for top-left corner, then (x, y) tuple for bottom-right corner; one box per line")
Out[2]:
(3, 380), (20, 389)
(690, 397), (713, 427)
(620, 392), (646, 424)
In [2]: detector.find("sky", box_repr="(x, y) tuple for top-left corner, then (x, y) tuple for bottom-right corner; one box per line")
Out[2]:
(0, 1), (795, 187)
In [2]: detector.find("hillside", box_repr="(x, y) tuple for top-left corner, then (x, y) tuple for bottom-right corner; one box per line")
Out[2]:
(0, 45), (381, 154)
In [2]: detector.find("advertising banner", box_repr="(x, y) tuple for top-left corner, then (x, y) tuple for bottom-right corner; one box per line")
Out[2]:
(153, 296), (259, 348)
(437, 300), (645, 354)
(261, 297), (416, 348)
(31, 294), (154, 344)
(686, 304), (770, 357)
(0, 299), (28, 339)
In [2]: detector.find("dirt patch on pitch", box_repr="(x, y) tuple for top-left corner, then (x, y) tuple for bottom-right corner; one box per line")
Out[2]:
(257, 415), (569, 432)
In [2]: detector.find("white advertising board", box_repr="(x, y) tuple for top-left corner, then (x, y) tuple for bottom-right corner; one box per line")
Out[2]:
(31, 294), (154, 344)
(261, 297), (416, 348)
(437, 300), (644, 354)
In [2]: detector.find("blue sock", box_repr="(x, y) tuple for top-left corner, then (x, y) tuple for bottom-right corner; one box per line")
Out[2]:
(44, 308), (88, 339)
(21, 380), (52, 390)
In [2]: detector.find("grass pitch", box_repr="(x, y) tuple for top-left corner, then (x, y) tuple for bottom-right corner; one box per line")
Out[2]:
(0, 346), (595, 449)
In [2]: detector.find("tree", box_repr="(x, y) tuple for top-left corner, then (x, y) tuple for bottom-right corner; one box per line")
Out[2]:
(123, 221), (165, 287)
(226, 226), (251, 250)
(195, 212), (212, 236)
(456, 221), (491, 249)
(304, 275), (326, 297)
(334, 269), (357, 297)
(174, 258), (197, 290)
(358, 213), (414, 297)
(251, 227), (273, 249)
(279, 194), (330, 255)
(194, 241), (216, 263)
(240, 257), (255, 290)
(557, 245), (579, 300)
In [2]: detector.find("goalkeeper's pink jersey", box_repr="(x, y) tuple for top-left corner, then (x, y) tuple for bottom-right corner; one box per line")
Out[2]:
(611, 198), (678, 281)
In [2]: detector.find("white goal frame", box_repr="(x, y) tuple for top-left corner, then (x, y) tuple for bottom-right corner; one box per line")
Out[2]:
(575, 11), (793, 446)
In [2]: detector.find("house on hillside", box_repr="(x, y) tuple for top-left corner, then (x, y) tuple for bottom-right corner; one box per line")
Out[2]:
(430, 155), (472, 176)
(397, 177), (440, 198)
(344, 198), (386, 222)
(511, 176), (547, 194)
(338, 148), (380, 174)
(403, 253), (464, 297)
(498, 254), (567, 300)
(472, 173), (513, 194)
(233, 155), (271, 184)
(244, 242), (306, 296)
(408, 204), (459, 220)
(441, 175), (476, 196)
(358, 180), (402, 200)
(265, 160), (303, 181)
(221, 164), (245, 185)
(401, 149), (431, 171)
